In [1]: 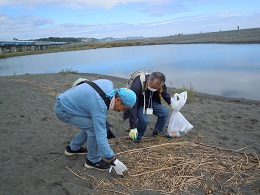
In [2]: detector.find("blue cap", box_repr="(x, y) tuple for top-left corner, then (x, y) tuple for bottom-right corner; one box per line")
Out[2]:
(107, 88), (136, 108)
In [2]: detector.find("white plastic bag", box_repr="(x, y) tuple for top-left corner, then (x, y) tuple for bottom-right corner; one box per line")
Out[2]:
(171, 91), (187, 111)
(167, 91), (193, 137)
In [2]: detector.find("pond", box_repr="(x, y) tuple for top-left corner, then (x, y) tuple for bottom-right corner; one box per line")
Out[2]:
(0, 44), (260, 101)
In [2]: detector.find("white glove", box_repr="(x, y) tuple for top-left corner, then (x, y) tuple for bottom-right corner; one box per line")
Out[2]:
(170, 97), (175, 110)
(129, 128), (138, 140)
(109, 159), (127, 176)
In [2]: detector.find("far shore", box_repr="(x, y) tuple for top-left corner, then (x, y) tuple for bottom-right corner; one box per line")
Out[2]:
(1, 27), (260, 58)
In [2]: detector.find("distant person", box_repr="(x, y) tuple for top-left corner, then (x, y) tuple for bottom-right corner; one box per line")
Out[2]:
(124, 72), (172, 143)
(54, 79), (136, 175)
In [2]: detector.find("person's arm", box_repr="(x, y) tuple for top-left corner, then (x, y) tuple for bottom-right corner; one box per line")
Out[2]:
(161, 84), (172, 105)
(91, 104), (115, 160)
(91, 101), (127, 176)
(128, 76), (143, 129)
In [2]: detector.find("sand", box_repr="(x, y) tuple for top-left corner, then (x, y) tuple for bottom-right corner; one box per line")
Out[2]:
(0, 73), (259, 194)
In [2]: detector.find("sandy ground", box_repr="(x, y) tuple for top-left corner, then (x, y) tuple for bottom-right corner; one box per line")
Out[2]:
(0, 73), (259, 194)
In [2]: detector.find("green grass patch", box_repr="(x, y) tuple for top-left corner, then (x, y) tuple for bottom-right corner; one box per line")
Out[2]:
(59, 68), (78, 75)
(169, 82), (195, 103)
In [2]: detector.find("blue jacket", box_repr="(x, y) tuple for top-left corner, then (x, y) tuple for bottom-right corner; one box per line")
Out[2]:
(58, 79), (114, 160)
(124, 75), (171, 129)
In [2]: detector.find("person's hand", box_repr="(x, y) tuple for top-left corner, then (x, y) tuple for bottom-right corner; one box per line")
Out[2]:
(170, 98), (175, 110)
(129, 128), (138, 140)
(109, 158), (127, 176)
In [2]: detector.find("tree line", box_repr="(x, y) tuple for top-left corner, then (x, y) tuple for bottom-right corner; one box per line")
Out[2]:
(35, 37), (82, 42)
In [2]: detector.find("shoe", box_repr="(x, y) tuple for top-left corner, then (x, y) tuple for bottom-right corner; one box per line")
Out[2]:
(84, 159), (111, 170)
(152, 131), (165, 136)
(134, 137), (142, 143)
(64, 145), (87, 156)
(165, 134), (174, 139)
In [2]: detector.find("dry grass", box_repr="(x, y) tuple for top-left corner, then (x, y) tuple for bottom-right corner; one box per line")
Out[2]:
(67, 137), (260, 194)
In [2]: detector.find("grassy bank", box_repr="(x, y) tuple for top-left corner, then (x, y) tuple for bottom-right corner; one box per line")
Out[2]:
(1, 27), (260, 59)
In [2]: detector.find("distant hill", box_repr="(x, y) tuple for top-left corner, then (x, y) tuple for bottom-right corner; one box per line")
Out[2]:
(133, 28), (260, 44)
(97, 36), (145, 42)
(29, 28), (260, 44)
(2, 27), (259, 59)
(86, 27), (260, 44)
(33, 37), (83, 43)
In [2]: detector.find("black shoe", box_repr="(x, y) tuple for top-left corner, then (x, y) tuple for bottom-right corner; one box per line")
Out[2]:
(152, 131), (165, 136)
(64, 145), (87, 156)
(134, 137), (142, 143)
(165, 134), (174, 139)
(84, 159), (110, 170)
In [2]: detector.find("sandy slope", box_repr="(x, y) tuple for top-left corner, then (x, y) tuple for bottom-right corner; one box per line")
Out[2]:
(0, 73), (259, 194)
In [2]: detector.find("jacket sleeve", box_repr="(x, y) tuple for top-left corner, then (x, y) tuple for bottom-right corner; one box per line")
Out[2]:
(90, 103), (115, 160)
(127, 76), (143, 129)
(161, 84), (172, 105)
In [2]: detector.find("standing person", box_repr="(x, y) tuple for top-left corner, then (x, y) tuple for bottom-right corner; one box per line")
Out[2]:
(54, 79), (136, 175)
(124, 72), (172, 143)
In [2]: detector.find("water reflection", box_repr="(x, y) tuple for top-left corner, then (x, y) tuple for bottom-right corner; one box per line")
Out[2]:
(0, 44), (259, 100)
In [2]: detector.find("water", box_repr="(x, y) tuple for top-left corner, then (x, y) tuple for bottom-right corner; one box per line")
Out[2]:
(1, 44), (260, 101)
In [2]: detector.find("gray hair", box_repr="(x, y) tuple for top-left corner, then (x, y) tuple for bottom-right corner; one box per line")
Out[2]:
(149, 72), (166, 85)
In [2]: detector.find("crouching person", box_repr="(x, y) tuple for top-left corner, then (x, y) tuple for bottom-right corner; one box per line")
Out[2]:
(124, 72), (172, 143)
(54, 79), (136, 175)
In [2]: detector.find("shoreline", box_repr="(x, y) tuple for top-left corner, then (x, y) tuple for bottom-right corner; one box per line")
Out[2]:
(2, 72), (260, 103)
(1, 27), (260, 59)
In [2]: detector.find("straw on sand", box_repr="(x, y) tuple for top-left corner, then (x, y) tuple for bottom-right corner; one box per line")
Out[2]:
(66, 137), (259, 194)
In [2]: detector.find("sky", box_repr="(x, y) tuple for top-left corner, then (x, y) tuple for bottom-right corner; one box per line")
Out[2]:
(0, 0), (259, 40)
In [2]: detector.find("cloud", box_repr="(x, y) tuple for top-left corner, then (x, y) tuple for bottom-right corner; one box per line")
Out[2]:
(0, 13), (53, 27)
(0, 0), (170, 9)
(1, 1), (260, 41)
(129, 0), (189, 16)
(0, 13), (54, 39)
(1, 12), (259, 40)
